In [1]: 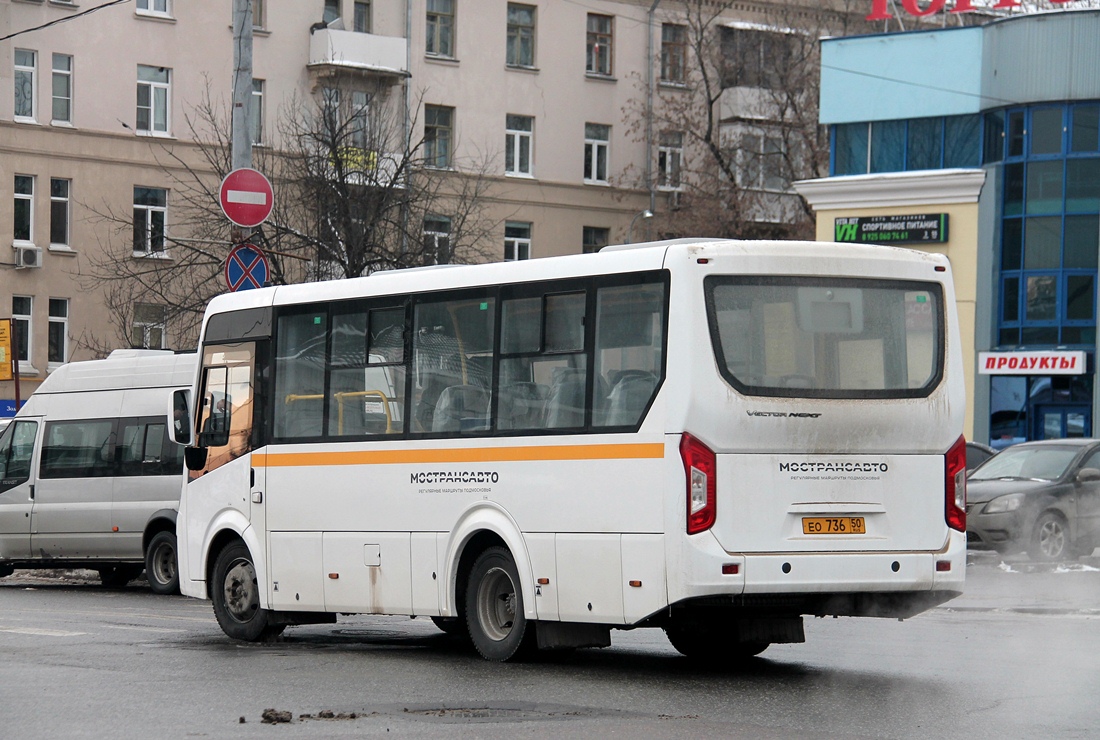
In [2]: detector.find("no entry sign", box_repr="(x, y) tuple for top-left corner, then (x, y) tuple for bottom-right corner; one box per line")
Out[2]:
(225, 243), (270, 292)
(219, 168), (273, 228)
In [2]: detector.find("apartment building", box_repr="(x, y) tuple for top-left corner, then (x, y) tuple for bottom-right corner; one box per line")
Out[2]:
(2, 0), (865, 406)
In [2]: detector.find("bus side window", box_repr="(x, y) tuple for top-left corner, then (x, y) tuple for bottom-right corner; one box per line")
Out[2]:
(593, 283), (665, 428)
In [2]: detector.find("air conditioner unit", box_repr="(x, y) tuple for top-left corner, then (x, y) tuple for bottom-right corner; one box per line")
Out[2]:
(15, 245), (43, 269)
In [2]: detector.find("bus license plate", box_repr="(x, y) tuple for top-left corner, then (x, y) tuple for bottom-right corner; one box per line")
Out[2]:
(802, 516), (866, 535)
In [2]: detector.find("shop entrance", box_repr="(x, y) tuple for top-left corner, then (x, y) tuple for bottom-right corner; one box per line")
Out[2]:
(1033, 404), (1091, 441)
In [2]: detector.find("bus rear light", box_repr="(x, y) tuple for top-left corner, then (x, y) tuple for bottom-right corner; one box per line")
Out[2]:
(680, 432), (717, 535)
(936, 560), (952, 572)
(721, 563), (739, 575)
(945, 435), (967, 532)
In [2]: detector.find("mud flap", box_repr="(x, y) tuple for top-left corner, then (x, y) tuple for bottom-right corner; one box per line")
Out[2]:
(536, 621), (612, 650)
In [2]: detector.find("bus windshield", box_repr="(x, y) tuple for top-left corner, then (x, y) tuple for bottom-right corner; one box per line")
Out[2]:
(705, 276), (943, 399)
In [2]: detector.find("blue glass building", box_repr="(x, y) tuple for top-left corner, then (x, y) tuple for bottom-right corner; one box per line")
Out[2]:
(817, 10), (1100, 445)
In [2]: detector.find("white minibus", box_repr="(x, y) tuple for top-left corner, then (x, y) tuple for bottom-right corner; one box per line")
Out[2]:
(0, 350), (194, 592)
(176, 239), (966, 661)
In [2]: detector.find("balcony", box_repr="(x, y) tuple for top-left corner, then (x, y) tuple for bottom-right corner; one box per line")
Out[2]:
(308, 28), (408, 80)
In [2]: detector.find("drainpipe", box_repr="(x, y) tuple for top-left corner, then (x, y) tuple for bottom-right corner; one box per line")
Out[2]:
(402, 0), (412, 261)
(645, 0), (661, 221)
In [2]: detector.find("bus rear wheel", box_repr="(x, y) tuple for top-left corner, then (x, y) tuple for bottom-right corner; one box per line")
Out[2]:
(465, 546), (536, 662)
(211, 542), (285, 642)
(664, 623), (769, 662)
(145, 530), (179, 595)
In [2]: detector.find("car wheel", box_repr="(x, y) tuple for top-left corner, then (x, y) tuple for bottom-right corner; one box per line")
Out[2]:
(465, 546), (536, 662)
(1030, 511), (1072, 562)
(145, 530), (179, 595)
(211, 542), (285, 641)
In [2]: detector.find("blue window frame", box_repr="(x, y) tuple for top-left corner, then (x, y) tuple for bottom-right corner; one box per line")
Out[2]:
(996, 102), (1100, 349)
(829, 114), (980, 176)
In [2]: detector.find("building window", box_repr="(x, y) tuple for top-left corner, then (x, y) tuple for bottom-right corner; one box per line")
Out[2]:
(354, 1), (371, 33)
(657, 131), (683, 191)
(136, 65), (170, 135)
(52, 54), (73, 124)
(132, 304), (167, 349)
(351, 90), (371, 149)
(424, 105), (454, 168)
(583, 123), (610, 184)
(423, 216), (452, 264)
(48, 299), (68, 366)
(50, 178), (70, 247)
(252, 0), (265, 29)
(323, 0), (340, 24)
(14, 175), (34, 244)
(832, 115), (981, 177)
(660, 24), (686, 84)
(505, 114), (533, 177)
(250, 79), (264, 145)
(586, 14), (613, 77)
(426, 0), (455, 58)
(582, 226), (609, 254)
(504, 222), (531, 261)
(741, 131), (786, 192)
(506, 4), (536, 68)
(15, 49), (36, 121)
(720, 27), (789, 90)
(133, 187), (167, 256)
(137, 0), (170, 15)
(12, 296), (32, 364)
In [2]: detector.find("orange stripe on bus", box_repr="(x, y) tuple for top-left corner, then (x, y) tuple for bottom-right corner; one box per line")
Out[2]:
(254, 443), (665, 468)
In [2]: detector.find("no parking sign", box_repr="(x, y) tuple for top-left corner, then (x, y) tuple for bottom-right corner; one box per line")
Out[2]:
(225, 243), (270, 292)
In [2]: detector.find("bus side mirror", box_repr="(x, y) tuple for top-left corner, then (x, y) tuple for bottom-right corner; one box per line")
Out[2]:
(184, 446), (208, 471)
(170, 389), (193, 446)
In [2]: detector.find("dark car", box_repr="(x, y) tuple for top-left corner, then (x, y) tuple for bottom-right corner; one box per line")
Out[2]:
(966, 438), (1100, 561)
(965, 441), (997, 472)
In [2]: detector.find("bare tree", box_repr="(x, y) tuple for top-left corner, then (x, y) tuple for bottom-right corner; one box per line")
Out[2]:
(621, 1), (880, 242)
(77, 79), (501, 352)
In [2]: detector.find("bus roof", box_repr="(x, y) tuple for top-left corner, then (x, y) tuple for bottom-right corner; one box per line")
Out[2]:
(29, 350), (197, 395)
(201, 238), (950, 318)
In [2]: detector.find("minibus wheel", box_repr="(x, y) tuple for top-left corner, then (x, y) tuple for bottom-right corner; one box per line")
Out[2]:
(145, 531), (179, 595)
(98, 565), (143, 588)
(465, 546), (536, 661)
(211, 542), (285, 641)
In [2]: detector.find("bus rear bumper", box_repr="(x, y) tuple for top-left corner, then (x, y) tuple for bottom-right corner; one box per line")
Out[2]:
(672, 530), (965, 619)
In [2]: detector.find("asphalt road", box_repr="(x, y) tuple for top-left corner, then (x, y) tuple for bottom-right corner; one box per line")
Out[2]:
(1, 555), (1097, 740)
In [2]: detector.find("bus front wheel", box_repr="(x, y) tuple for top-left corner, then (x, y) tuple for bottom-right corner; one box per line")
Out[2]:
(465, 546), (536, 662)
(211, 542), (285, 642)
(145, 530), (179, 595)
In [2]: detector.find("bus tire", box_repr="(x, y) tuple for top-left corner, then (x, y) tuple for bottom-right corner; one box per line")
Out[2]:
(145, 530), (179, 595)
(0, 564), (14, 578)
(98, 565), (143, 588)
(211, 542), (285, 642)
(664, 624), (769, 662)
(430, 616), (467, 637)
(465, 546), (536, 662)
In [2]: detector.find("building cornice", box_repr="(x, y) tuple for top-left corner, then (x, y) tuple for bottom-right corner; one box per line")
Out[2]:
(793, 169), (987, 211)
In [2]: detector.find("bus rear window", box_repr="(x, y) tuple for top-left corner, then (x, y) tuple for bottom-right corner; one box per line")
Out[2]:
(704, 276), (944, 399)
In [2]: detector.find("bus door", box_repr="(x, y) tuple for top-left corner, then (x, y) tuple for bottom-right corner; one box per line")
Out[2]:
(0, 418), (39, 561)
(1033, 405), (1090, 441)
(184, 343), (260, 580)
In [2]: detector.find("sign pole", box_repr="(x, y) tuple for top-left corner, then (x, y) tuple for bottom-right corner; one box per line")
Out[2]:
(11, 319), (20, 413)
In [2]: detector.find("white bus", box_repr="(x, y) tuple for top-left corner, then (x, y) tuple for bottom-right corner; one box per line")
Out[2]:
(176, 239), (967, 661)
(0, 350), (194, 592)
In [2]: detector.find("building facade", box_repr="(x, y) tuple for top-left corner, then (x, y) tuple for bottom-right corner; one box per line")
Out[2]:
(802, 8), (1100, 446)
(3, 0), (872, 409)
